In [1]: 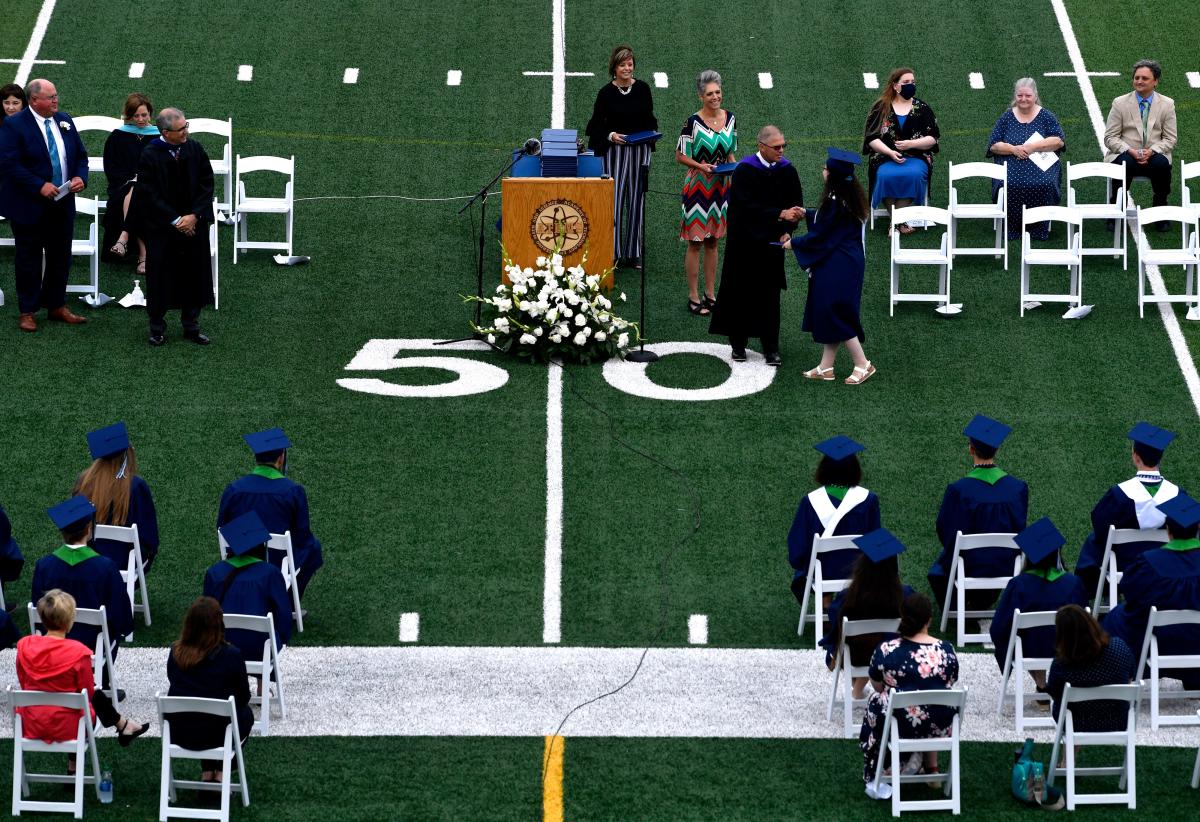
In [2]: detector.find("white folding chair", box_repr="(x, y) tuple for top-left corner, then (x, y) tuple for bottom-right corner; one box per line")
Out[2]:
(218, 529), (304, 633)
(871, 184), (930, 230)
(157, 693), (250, 822)
(189, 117), (234, 218)
(1067, 161), (1128, 268)
(1182, 160), (1200, 247)
(92, 523), (151, 630)
(71, 115), (122, 211)
(996, 609), (1057, 731)
(27, 604), (120, 705)
(939, 531), (1021, 646)
(210, 198), (220, 310)
(869, 687), (967, 816)
(9, 686), (102, 819)
(1135, 607), (1200, 729)
(223, 613), (286, 735)
(1135, 206), (1200, 319)
(1019, 205), (1082, 315)
(1092, 525), (1168, 616)
(65, 196), (100, 304)
(947, 161), (1008, 269)
(232, 155), (294, 263)
(827, 616), (900, 737)
(1192, 708), (1200, 788)
(796, 533), (859, 647)
(889, 205), (953, 315)
(1047, 682), (1139, 809)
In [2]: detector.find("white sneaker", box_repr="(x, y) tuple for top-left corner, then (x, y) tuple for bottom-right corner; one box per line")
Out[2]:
(865, 782), (893, 801)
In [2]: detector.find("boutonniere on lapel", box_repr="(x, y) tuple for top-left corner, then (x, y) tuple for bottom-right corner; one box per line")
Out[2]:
(58, 121), (72, 131)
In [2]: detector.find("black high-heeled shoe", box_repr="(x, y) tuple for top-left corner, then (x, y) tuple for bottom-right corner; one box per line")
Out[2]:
(117, 717), (150, 747)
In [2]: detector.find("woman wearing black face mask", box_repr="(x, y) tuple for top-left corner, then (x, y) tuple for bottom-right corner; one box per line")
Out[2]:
(862, 67), (940, 234)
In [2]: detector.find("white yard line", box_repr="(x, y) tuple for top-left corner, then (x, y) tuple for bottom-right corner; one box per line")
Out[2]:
(550, 0), (566, 129)
(1050, 0), (1200, 419)
(543, 362), (564, 643)
(12, 0), (57, 86)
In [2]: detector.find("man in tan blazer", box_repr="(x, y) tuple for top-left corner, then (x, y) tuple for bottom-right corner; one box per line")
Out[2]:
(1104, 59), (1177, 228)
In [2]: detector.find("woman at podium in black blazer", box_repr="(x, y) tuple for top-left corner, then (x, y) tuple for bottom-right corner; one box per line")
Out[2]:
(585, 44), (657, 270)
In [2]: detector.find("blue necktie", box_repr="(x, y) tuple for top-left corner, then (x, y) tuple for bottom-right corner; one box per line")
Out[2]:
(44, 118), (63, 187)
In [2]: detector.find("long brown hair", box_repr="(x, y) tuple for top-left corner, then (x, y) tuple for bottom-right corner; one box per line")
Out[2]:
(74, 447), (138, 525)
(172, 597), (226, 669)
(874, 66), (914, 112)
(1054, 604), (1109, 665)
(819, 174), (869, 222)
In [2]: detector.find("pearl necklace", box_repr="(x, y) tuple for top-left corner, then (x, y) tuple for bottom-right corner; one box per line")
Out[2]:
(615, 81), (633, 95)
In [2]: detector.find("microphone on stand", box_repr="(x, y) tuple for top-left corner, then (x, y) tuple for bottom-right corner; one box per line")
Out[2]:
(522, 138), (542, 156)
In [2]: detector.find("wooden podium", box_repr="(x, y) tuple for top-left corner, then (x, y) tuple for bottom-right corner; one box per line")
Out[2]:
(501, 177), (615, 287)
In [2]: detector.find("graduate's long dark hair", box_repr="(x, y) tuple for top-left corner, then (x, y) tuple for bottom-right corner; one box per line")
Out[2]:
(819, 172), (869, 222)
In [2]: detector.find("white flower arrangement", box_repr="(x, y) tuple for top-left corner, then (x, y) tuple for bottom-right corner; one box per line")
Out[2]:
(466, 245), (637, 364)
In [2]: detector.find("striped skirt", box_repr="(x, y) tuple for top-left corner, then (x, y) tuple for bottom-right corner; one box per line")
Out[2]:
(603, 142), (652, 260)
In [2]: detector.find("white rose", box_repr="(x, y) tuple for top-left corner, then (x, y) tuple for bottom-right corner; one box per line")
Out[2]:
(549, 334), (563, 344)
(518, 300), (532, 312)
(574, 313), (586, 327)
(496, 285), (507, 294)
(520, 333), (537, 345)
(534, 326), (544, 337)
(546, 278), (558, 291)
(595, 331), (607, 341)
(487, 333), (497, 344)
(556, 323), (570, 336)
(495, 298), (512, 312)
(586, 274), (600, 288)
(536, 256), (547, 268)
(494, 317), (510, 331)
(581, 326), (591, 337)
(573, 331), (587, 346)
(564, 291), (579, 305)
(598, 296), (611, 309)
(598, 312), (610, 323)
(617, 333), (629, 348)
(560, 306), (573, 318)
(546, 308), (558, 323)
(512, 284), (527, 296)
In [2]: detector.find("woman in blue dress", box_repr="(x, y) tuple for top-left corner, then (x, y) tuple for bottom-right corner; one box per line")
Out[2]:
(987, 78), (1066, 240)
(783, 148), (874, 385)
(862, 67), (940, 234)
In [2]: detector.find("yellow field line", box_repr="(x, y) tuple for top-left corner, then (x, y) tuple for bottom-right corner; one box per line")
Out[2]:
(543, 735), (564, 822)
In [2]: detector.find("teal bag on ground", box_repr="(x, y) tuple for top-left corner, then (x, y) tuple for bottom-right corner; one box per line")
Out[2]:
(1011, 738), (1064, 810)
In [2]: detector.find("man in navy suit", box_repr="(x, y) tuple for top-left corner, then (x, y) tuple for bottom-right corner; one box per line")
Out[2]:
(0, 78), (89, 332)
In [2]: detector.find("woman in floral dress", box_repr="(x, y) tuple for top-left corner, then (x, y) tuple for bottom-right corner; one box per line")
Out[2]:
(860, 592), (959, 798)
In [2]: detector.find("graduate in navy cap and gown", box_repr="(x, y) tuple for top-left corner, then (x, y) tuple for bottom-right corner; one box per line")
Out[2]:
(989, 518), (1089, 680)
(204, 511), (293, 660)
(782, 147), (876, 385)
(218, 427), (323, 598)
(75, 421), (160, 572)
(1104, 493), (1200, 687)
(1075, 422), (1178, 596)
(788, 436), (881, 605)
(928, 415), (1029, 614)
(31, 495), (134, 653)
(0, 502), (24, 598)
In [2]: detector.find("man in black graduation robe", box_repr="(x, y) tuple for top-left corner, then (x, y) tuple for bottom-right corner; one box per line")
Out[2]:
(135, 107), (214, 346)
(708, 125), (803, 366)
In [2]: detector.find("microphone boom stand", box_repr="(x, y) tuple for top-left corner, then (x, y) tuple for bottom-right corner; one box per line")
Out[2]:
(624, 162), (659, 362)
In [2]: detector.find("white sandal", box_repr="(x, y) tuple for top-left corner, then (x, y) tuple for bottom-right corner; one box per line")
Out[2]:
(845, 362), (876, 385)
(803, 365), (835, 381)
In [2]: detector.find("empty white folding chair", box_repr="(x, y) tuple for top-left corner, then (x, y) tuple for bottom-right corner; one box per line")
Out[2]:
(71, 115), (122, 210)
(157, 693), (250, 822)
(1067, 161), (1128, 268)
(796, 533), (860, 647)
(189, 117), (234, 218)
(27, 604), (120, 705)
(1047, 682), (1139, 810)
(93, 523), (151, 629)
(869, 687), (968, 816)
(1135, 206), (1200, 319)
(827, 616), (900, 737)
(947, 161), (1008, 269)
(1093, 525), (1167, 616)
(218, 529), (304, 633)
(233, 155), (294, 263)
(223, 613), (286, 735)
(9, 686), (102, 819)
(1135, 607), (1200, 729)
(210, 198), (220, 310)
(66, 196), (100, 304)
(1182, 160), (1200, 246)
(889, 205), (954, 315)
(939, 531), (1021, 646)
(1019, 205), (1082, 315)
(996, 609), (1057, 731)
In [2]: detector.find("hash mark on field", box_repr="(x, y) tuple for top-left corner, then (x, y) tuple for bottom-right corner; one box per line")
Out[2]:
(1188, 72), (1200, 89)
(863, 72), (878, 89)
(757, 72), (773, 90)
(969, 72), (984, 89)
(237, 65), (253, 82)
(688, 614), (708, 645)
(446, 69), (462, 86)
(343, 67), (359, 84)
(399, 612), (420, 642)
(128, 62), (145, 79)
(653, 72), (668, 88)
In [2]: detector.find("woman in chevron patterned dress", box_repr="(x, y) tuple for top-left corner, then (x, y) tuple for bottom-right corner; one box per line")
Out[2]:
(676, 70), (737, 316)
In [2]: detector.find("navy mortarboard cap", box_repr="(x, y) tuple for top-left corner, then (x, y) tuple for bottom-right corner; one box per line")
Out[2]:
(1127, 422), (1175, 453)
(244, 427), (291, 457)
(813, 435), (864, 462)
(219, 511), (271, 556)
(87, 421), (130, 460)
(853, 528), (906, 563)
(47, 495), (96, 531)
(825, 146), (862, 180)
(962, 414), (1012, 449)
(1157, 493), (1200, 530)
(1014, 517), (1065, 564)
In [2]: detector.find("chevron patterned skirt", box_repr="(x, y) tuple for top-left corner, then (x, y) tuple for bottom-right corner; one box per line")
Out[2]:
(679, 168), (730, 241)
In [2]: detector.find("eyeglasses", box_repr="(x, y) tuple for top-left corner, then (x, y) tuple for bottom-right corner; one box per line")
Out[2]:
(163, 122), (190, 132)
(759, 141), (787, 150)
(35, 94), (59, 101)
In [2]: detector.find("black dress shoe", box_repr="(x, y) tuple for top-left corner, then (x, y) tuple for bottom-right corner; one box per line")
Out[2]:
(148, 333), (166, 347)
(184, 330), (211, 345)
(764, 351), (782, 367)
(731, 347), (747, 362)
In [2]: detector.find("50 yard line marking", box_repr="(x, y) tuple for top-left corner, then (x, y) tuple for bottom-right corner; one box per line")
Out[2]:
(1050, 0), (1200, 419)
(550, 0), (566, 129)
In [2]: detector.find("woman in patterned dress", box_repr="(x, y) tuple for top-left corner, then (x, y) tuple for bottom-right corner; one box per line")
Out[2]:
(862, 67), (940, 234)
(676, 70), (736, 316)
(860, 593), (960, 799)
(987, 78), (1066, 240)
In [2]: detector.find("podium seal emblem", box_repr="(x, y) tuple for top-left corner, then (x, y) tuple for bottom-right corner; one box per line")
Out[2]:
(531, 199), (588, 255)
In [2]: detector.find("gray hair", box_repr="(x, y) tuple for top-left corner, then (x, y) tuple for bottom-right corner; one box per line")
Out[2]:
(696, 70), (723, 95)
(1010, 77), (1040, 107)
(155, 107), (185, 132)
(1133, 58), (1162, 80)
(757, 124), (781, 144)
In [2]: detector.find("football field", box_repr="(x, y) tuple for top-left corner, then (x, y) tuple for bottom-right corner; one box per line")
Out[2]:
(2, 0), (1200, 818)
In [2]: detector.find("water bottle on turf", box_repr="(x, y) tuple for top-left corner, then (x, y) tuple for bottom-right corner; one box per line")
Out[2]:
(99, 767), (113, 804)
